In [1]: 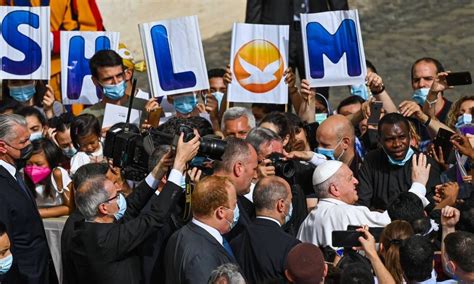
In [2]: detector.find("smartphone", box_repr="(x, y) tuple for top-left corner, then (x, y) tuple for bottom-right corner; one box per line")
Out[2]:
(347, 225), (384, 242)
(367, 101), (383, 126)
(446, 72), (472, 86)
(434, 128), (455, 161)
(147, 106), (163, 128)
(332, 230), (363, 248)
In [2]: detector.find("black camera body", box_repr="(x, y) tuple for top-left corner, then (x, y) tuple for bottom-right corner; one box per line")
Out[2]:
(268, 152), (296, 179)
(104, 124), (227, 181)
(103, 127), (150, 181)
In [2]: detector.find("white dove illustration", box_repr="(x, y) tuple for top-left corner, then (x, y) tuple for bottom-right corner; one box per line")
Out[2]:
(238, 55), (281, 86)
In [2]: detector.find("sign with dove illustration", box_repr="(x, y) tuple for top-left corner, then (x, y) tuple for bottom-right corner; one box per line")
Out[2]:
(228, 23), (289, 104)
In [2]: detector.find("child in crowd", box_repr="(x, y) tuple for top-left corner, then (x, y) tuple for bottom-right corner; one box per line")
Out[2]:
(24, 138), (73, 218)
(69, 114), (104, 174)
(47, 113), (77, 170)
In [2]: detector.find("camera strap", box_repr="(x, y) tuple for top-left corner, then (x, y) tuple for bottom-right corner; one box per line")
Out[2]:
(182, 174), (193, 222)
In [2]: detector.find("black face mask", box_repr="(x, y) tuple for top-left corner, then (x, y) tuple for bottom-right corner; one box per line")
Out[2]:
(6, 142), (34, 168)
(19, 144), (33, 160)
(360, 129), (379, 151)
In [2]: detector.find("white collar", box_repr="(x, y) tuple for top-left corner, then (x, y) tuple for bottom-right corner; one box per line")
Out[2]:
(0, 160), (16, 179)
(256, 216), (282, 226)
(319, 197), (348, 205)
(192, 218), (223, 245)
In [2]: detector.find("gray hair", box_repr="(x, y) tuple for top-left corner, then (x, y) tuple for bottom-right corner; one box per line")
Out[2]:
(245, 127), (281, 154)
(208, 263), (246, 284)
(0, 114), (27, 142)
(75, 176), (110, 220)
(313, 171), (339, 198)
(253, 177), (289, 211)
(221, 107), (256, 131)
(214, 137), (252, 174)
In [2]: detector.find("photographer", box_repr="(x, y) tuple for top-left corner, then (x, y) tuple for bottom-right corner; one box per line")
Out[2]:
(245, 127), (310, 236)
(68, 130), (200, 283)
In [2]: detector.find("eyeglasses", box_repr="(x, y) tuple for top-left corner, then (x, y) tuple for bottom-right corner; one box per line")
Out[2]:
(103, 194), (119, 204)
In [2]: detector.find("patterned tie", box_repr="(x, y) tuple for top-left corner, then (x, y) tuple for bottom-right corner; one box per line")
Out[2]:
(222, 238), (235, 259)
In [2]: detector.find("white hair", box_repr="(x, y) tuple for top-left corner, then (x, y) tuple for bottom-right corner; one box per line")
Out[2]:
(221, 107), (256, 131)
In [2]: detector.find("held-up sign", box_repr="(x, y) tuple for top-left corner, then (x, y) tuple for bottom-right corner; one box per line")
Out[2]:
(301, 10), (367, 87)
(0, 6), (50, 80)
(228, 23), (289, 104)
(139, 15), (209, 97)
(61, 31), (120, 105)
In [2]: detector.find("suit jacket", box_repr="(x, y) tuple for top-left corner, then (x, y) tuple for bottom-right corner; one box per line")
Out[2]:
(230, 218), (300, 283)
(69, 180), (181, 284)
(164, 222), (236, 284)
(224, 196), (255, 242)
(0, 165), (54, 284)
(245, 0), (348, 25)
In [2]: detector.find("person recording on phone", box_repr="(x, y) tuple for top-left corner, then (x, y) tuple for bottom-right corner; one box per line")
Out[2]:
(68, 130), (200, 283)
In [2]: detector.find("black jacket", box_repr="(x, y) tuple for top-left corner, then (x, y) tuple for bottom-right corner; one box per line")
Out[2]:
(231, 218), (300, 283)
(164, 222), (236, 284)
(0, 165), (55, 284)
(69, 180), (182, 283)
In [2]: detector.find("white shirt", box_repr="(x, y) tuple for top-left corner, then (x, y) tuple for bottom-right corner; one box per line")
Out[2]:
(244, 182), (256, 203)
(192, 218), (223, 246)
(256, 216), (281, 226)
(297, 198), (391, 249)
(149, 169), (184, 196)
(0, 160), (16, 179)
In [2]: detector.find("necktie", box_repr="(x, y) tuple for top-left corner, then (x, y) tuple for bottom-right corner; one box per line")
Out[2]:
(222, 238), (235, 259)
(15, 171), (32, 200)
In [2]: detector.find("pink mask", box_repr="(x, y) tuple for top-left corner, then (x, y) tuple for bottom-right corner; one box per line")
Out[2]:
(24, 165), (51, 184)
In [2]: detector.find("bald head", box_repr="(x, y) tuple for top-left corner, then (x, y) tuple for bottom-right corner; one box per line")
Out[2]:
(253, 176), (291, 212)
(317, 114), (354, 141)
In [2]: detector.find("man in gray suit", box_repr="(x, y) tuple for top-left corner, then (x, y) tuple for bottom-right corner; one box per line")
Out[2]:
(164, 175), (238, 284)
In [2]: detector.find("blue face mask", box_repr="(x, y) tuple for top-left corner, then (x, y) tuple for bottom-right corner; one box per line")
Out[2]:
(102, 80), (126, 100)
(226, 205), (240, 230)
(173, 94), (197, 114)
(315, 113), (328, 124)
(29, 131), (43, 142)
(317, 140), (344, 161)
(412, 88), (430, 105)
(284, 203), (293, 224)
(211, 91), (224, 112)
(114, 193), (127, 221)
(385, 146), (415, 166)
(455, 113), (472, 129)
(9, 83), (36, 102)
(62, 146), (78, 158)
(350, 84), (369, 100)
(0, 254), (13, 275)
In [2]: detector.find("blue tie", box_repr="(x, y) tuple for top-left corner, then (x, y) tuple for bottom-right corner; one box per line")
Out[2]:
(222, 238), (235, 258)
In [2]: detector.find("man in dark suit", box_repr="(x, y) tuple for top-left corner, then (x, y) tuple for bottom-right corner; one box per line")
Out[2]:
(61, 163), (119, 284)
(164, 175), (238, 283)
(214, 138), (259, 241)
(245, 0), (348, 99)
(0, 114), (56, 283)
(231, 176), (300, 283)
(69, 131), (200, 283)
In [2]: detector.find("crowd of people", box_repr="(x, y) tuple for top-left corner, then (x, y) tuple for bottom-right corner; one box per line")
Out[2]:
(0, 1), (474, 284)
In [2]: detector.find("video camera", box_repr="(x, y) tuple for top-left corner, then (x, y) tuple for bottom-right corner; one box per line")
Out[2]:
(104, 124), (227, 181)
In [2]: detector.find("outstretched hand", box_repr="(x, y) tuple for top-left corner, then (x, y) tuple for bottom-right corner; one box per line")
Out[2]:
(411, 153), (431, 187)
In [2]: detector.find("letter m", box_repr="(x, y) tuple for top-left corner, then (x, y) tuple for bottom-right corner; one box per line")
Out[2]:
(306, 19), (361, 79)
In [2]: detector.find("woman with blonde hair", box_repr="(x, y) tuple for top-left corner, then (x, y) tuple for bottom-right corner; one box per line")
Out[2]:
(445, 96), (474, 130)
(379, 220), (414, 284)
